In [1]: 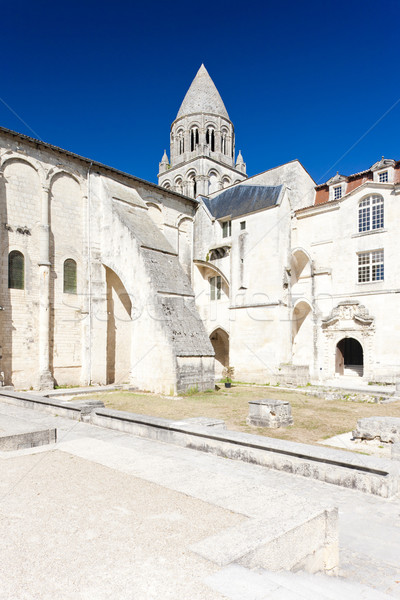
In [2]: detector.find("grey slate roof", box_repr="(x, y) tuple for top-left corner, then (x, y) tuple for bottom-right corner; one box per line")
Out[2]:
(203, 185), (283, 219)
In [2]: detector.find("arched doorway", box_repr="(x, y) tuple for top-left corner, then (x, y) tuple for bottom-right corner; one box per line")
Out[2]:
(210, 328), (229, 378)
(336, 337), (364, 377)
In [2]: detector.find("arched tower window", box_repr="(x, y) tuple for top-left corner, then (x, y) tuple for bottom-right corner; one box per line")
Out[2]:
(187, 173), (197, 197)
(206, 127), (215, 152)
(175, 178), (183, 194)
(63, 259), (77, 294)
(8, 250), (24, 289)
(177, 130), (184, 155)
(221, 129), (227, 155)
(190, 127), (199, 151)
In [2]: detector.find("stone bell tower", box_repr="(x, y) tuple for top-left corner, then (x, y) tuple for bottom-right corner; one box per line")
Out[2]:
(158, 64), (247, 197)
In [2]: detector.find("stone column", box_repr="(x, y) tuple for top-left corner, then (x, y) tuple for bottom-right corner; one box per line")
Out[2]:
(38, 183), (54, 389)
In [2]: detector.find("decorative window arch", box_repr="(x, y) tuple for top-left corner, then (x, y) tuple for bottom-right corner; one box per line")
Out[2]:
(221, 128), (228, 155)
(358, 194), (384, 232)
(186, 171), (197, 197)
(174, 177), (183, 194)
(190, 127), (199, 151)
(177, 129), (185, 154)
(8, 250), (24, 289)
(63, 259), (77, 294)
(206, 126), (215, 151)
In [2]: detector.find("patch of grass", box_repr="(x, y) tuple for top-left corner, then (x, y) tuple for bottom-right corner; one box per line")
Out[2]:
(78, 385), (400, 446)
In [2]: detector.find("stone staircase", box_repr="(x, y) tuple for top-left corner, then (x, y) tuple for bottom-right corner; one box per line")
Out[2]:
(205, 564), (393, 599)
(343, 364), (364, 377)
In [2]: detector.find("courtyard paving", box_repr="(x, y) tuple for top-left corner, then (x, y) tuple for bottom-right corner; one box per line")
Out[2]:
(0, 400), (399, 599)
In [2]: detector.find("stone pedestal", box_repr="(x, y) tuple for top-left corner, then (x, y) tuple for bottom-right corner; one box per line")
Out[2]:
(247, 399), (293, 428)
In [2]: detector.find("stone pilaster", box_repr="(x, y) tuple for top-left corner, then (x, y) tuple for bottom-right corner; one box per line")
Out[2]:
(38, 183), (54, 390)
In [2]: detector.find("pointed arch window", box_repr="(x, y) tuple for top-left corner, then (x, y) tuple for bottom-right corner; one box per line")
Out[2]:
(8, 250), (24, 289)
(63, 259), (77, 294)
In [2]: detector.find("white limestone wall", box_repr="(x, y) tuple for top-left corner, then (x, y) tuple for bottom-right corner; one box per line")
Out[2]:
(50, 173), (85, 385)
(294, 183), (400, 382)
(0, 157), (42, 387)
(192, 191), (294, 383)
(0, 130), (213, 393)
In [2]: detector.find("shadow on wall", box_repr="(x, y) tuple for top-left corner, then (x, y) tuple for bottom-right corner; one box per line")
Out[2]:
(105, 266), (132, 385)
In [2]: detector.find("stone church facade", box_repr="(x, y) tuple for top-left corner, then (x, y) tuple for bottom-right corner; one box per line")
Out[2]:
(1, 65), (399, 391)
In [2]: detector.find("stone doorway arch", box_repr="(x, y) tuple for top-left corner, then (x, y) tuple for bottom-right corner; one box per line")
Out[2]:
(336, 337), (364, 377)
(210, 328), (229, 378)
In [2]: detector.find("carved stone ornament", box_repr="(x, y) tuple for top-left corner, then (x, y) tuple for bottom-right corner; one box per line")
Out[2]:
(322, 300), (374, 329)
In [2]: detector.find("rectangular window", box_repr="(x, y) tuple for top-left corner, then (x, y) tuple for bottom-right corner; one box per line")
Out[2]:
(240, 221), (246, 230)
(222, 220), (231, 238)
(358, 195), (384, 233)
(378, 171), (388, 183)
(210, 276), (222, 300)
(358, 250), (384, 283)
(333, 186), (342, 200)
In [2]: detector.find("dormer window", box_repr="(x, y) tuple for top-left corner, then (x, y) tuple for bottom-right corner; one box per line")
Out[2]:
(333, 186), (342, 200)
(371, 157), (395, 183)
(378, 171), (388, 183)
(327, 173), (347, 201)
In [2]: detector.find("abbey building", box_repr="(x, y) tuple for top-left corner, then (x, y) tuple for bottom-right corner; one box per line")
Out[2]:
(0, 64), (399, 391)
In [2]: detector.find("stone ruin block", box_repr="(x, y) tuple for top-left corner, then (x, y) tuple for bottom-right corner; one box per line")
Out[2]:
(247, 399), (293, 428)
(352, 416), (400, 443)
(392, 443), (400, 461)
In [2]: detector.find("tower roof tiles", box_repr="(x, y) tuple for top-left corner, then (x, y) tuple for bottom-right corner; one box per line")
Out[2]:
(176, 64), (230, 121)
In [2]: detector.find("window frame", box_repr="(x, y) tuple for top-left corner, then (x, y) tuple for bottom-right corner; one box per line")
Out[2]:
(333, 185), (342, 200)
(222, 220), (232, 238)
(209, 275), (222, 300)
(8, 250), (25, 290)
(357, 249), (384, 283)
(358, 195), (384, 233)
(63, 258), (77, 294)
(378, 170), (388, 183)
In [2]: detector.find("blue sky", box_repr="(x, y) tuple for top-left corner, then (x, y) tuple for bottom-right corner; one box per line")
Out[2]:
(1, 0), (399, 185)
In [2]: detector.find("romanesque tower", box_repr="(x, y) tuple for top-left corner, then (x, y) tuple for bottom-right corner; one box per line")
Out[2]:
(158, 64), (247, 197)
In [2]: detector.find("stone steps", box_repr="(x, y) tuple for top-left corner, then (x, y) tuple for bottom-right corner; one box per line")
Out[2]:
(205, 564), (393, 599)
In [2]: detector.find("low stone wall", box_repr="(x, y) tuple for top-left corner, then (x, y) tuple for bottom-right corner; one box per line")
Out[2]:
(0, 389), (398, 498)
(91, 408), (399, 498)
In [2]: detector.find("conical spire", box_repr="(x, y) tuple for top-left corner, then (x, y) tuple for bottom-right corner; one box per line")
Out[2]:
(176, 64), (230, 120)
(160, 149), (169, 165)
(236, 150), (244, 165)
